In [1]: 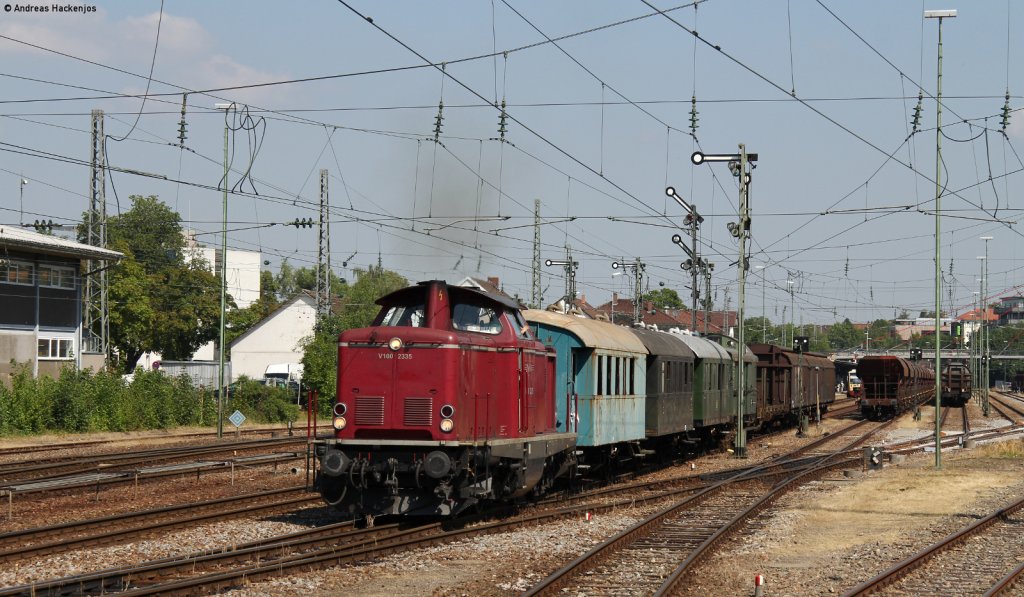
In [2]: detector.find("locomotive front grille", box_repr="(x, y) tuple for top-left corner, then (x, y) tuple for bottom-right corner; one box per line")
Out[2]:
(355, 396), (385, 425)
(403, 397), (433, 426)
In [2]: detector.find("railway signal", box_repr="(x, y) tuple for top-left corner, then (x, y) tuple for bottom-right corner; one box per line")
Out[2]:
(692, 145), (757, 458)
(545, 246), (578, 313)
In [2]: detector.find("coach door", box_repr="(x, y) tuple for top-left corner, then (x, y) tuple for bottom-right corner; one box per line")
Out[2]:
(567, 352), (577, 433)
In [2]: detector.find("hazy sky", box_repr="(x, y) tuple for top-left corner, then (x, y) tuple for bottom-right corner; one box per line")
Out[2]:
(1, 0), (1021, 325)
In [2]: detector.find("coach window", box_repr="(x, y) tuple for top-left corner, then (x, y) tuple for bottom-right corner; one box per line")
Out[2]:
(596, 355), (604, 396)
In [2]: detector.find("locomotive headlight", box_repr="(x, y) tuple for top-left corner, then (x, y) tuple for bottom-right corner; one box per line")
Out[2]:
(333, 416), (347, 430)
(439, 404), (455, 418)
(388, 337), (403, 351)
(439, 418), (454, 433)
(333, 402), (347, 417)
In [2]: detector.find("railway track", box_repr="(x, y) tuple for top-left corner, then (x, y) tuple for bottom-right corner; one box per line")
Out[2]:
(0, 419), (879, 596)
(8, 414), (1010, 596)
(842, 493), (1024, 596)
(523, 420), (892, 596)
(0, 486), (319, 563)
(990, 392), (1024, 422)
(0, 425), (326, 460)
(0, 436), (308, 483)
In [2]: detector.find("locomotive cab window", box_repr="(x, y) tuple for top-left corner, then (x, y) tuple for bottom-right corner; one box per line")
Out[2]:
(452, 301), (503, 335)
(511, 310), (533, 339)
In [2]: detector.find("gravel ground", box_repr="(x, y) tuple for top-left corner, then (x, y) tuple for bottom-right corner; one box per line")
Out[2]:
(4, 403), (1022, 596)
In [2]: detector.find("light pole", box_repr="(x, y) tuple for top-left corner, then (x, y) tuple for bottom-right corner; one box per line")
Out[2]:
(611, 271), (623, 325)
(692, 146), (757, 458)
(214, 102), (235, 439)
(981, 235), (993, 416)
(19, 177), (28, 225)
(972, 288), (981, 402)
(755, 265), (766, 343)
(787, 278), (795, 347)
(925, 8), (955, 470)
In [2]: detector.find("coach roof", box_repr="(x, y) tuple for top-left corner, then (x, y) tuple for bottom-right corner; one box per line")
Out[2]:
(524, 309), (647, 353)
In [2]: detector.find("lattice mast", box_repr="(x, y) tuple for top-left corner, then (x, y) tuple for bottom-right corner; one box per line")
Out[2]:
(531, 199), (541, 308)
(84, 109), (108, 357)
(316, 169), (332, 323)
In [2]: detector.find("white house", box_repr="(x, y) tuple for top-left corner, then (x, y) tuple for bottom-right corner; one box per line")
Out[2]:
(183, 231), (262, 361)
(228, 292), (317, 381)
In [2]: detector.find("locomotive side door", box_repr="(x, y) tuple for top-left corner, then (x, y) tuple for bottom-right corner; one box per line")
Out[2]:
(517, 348), (530, 433)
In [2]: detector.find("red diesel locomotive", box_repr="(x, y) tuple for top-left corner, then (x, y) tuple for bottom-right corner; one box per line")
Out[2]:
(314, 281), (575, 517)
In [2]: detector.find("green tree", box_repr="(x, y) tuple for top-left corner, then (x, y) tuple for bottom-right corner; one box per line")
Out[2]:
(828, 319), (861, 350)
(643, 288), (686, 310)
(300, 266), (407, 406)
(743, 316), (773, 344)
(273, 260), (347, 302)
(868, 319), (893, 349)
(101, 195), (223, 371)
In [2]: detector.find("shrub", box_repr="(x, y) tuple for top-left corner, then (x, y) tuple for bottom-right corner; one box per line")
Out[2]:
(224, 377), (299, 425)
(0, 365), (219, 436)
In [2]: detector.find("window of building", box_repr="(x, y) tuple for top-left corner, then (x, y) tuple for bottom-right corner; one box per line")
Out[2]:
(2, 260), (34, 286)
(38, 337), (73, 359)
(38, 265), (76, 289)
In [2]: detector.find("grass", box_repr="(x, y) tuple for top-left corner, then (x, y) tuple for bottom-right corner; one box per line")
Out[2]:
(974, 439), (1024, 459)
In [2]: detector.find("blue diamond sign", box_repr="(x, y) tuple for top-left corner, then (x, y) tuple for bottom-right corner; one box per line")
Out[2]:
(229, 410), (246, 428)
